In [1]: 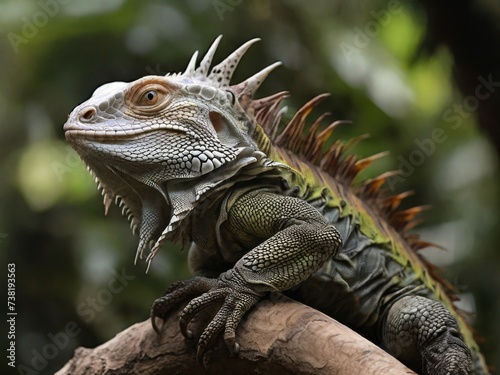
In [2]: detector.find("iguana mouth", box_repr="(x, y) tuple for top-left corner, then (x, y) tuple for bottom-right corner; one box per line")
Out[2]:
(64, 124), (189, 142)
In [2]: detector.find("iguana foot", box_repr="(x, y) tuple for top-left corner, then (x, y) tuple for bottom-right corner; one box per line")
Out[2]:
(382, 295), (475, 375)
(422, 331), (475, 375)
(151, 271), (263, 362)
(150, 277), (217, 335)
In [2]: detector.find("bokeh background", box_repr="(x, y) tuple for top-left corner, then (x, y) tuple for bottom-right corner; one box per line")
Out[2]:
(1, 0), (499, 373)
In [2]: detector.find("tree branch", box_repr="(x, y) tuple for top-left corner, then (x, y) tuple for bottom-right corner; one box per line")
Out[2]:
(55, 294), (416, 375)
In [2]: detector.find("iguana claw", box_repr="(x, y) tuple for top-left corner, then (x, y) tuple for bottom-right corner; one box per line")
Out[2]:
(150, 316), (164, 335)
(150, 277), (217, 335)
(150, 274), (263, 363)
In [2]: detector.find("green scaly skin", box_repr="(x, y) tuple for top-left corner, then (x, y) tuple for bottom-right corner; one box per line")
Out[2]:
(64, 36), (488, 374)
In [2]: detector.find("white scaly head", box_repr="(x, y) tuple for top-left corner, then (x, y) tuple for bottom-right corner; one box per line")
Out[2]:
(64, 36), (284, 270)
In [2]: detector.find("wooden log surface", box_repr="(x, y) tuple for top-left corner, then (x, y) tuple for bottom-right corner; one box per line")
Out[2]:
(55, 293), (416, 375)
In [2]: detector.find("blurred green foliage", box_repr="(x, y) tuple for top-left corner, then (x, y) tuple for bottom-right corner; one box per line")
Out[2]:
(1, 0), (499, 373)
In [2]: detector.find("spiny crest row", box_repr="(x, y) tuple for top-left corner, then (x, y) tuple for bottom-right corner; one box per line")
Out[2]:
(177, 35), (282, 112)
(257, 92), (432, 244)
(175, 36), (432, 250)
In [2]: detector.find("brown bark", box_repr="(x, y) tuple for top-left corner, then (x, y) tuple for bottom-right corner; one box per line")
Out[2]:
(55, 294), (416, 375)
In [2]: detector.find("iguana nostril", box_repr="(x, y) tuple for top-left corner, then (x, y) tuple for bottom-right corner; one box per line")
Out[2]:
(79, 106), (96, 122)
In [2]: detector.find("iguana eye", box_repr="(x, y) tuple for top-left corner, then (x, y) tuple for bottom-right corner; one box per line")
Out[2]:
(226, 90), (236, 105)
(142, 90), (158, 105)
(126, 78), (176, 112)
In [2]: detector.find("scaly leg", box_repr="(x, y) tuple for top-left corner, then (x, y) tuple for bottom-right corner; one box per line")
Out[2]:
(151, 190), (342, 363)
(381, 295), (475, 374)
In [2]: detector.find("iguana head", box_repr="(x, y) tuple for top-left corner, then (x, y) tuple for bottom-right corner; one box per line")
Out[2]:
(64, 36), (283, 267)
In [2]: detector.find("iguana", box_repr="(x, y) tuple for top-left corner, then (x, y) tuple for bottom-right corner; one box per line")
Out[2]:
(64, 36), (489, 374)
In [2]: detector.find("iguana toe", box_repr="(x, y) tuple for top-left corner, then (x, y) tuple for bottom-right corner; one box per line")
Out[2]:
(167, 274), (263, 362)
(150, 277), (217, 335)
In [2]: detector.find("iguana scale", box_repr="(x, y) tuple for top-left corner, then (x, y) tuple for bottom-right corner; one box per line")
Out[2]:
(64, 36), (489, 374)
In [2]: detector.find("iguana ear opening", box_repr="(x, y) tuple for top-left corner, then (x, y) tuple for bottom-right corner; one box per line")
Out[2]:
(209, 111), (246, 148)
(209, 111), (224, 133)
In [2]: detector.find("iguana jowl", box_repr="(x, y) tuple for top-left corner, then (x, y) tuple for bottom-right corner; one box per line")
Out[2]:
(64, 36), (489, 374)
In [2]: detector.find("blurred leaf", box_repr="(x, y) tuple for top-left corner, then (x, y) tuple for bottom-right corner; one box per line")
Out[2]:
(16, 139), (95, 211)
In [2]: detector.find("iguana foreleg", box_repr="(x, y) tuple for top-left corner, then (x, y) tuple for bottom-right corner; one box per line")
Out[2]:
(381, 295), (475, 374)
(151, 189), (342, 361)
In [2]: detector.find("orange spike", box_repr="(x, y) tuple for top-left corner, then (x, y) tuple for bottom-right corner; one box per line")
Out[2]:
(252, 91), (289, 138)
(399, 205), (431, 218)
(390, 205), (431, 230)
(382, 190), (413, 212)
(257, 97), (286, 136)
(361, 170), (401, 197)
(252, 91), (289, 112)
(343, 133), (371, 152)
(309, 120), (348, 164)
(318, 120), (349, 143)
(404, 218), (425, 231)
(302, 112), (330, 158)
(410, 239), (446, 252)
(337, 154), (359, 182)
(321, 133), (371, 182)
(354, 151), (390, 175)
(269, 107), (287, 141)
(276, 94), (330, 150)
(319, 140), (344, 176)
